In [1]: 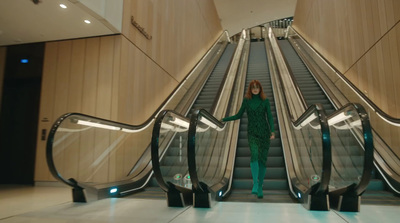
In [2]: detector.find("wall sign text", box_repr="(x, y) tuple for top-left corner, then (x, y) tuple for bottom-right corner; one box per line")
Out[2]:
(131, 16), (152, 40)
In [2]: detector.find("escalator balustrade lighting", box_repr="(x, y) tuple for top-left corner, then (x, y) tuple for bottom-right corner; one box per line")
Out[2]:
(109, 187), (118, 194)
(121, 120), (154, 133)
(330, 120), (362, 130)
(170, 117), (190, 129)
(328, 112), (351, 126)
(77, 120), (121, 131)
(297, 113), (318, 128)
(199, 116), (218, 129)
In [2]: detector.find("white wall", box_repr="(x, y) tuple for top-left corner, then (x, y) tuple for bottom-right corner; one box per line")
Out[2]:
(74, 0), (123, 32)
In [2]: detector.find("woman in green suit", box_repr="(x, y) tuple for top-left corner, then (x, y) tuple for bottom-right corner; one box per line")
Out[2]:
(222, 80), (275, 198)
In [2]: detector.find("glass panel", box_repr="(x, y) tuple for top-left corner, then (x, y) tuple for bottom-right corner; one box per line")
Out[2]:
(292, 110), (324, 188)
(158, 112), (190, 188)
(193, 112), (229, 187)
(51, 114), (152, 185)
(329, 106), (365, 189)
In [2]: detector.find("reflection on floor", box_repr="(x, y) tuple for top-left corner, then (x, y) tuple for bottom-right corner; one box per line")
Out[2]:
(1, 184), (399, 223)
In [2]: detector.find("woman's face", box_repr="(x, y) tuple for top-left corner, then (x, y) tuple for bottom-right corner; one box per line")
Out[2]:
(251, 84), (260, 95)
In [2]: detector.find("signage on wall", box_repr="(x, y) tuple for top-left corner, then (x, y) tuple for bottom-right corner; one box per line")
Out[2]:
(131, 16), (152, 40)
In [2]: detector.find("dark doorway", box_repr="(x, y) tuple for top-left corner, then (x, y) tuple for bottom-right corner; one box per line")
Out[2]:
(0, 43), (44, 184)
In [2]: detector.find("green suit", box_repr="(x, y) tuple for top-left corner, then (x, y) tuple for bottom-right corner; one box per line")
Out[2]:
(222, 94), (274, 198)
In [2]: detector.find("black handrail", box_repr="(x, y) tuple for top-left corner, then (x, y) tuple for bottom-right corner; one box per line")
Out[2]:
(270, 35), (332, 195)
(151, 110), (187, 192)
(187, 109), (225, 193)
(267, 27), (332, 207)
(292, 104), (332, 195)
(286, 26), (400, 197)
(328, 103), (374, 196)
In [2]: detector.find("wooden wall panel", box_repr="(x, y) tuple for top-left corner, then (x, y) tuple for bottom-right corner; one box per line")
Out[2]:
(35, 42), (59, 181)
(69, 40), (85, 112)
(35, 0), (222, 183)
(62, 40), (85, 181)
(293, 0), (400, 118)
(122, 0), (223, 82)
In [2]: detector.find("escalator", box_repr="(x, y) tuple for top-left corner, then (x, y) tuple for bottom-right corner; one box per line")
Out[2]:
(154, 29), (341, 210)
(277, 40), (335, 115)
(137, 43), (237, 200)
(277, 37), (400, 207)
(223, 41), (293, 203)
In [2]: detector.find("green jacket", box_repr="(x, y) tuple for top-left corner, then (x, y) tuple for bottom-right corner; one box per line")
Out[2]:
(223, 94), (274, 138)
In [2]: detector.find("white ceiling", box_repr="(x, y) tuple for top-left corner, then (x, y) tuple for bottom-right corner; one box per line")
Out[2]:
(0, 0), (118, 46)
(0, 0), (297, 47)
(214, 0), (297, 36)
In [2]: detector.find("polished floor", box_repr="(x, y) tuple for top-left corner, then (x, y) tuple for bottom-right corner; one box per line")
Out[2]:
(0, 184), (399, 223)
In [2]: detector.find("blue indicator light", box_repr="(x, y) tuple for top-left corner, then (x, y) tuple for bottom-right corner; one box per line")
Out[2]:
(297, 192), (301, 198)
(110, 188), (118, 194)
(20, 59), (29, 63)
(219, 191), (222, 197)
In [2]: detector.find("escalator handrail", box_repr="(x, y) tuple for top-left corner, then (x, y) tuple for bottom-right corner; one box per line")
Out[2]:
(150, 110), (190, 192)
(328, 103), (374, 195)
(286, 26), (400, 195)
(187, 109), (225, 192)
(150, 30), (246, 197)
(270, 27), (374, 197)
(185, 31), (249, 195)
(267, 26), (331, 195)
(292, 104), (332, 195)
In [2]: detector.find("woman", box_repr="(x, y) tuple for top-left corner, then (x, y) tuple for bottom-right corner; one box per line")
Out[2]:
(222, 80), (275, 198)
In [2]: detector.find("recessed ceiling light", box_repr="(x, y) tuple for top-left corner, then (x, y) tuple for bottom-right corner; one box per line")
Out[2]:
(59, 4), (67, 9)
(84, 20), (91, 24)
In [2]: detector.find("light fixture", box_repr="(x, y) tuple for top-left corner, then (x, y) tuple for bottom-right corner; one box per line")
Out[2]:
(84, 20), (91, 24)
(121, 119), (154, 133)
(59, 4), (67, 9)
(299, 113), (317, 127)
(77, 120), (120, 131)
(169, 117), (190, 129)
(199, 116), (218, 129)
(328, 112), (350, 126)
(109, 187), (118, 194)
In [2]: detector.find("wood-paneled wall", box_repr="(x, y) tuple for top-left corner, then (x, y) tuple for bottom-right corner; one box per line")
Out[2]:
(292, 0), (400, 153)
(122, 0), (222, 82)
(293, 0), (400, 117)
(34, 0), (222, 182)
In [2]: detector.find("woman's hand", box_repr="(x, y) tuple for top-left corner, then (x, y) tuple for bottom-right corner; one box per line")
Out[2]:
(270, 132), (275, 140)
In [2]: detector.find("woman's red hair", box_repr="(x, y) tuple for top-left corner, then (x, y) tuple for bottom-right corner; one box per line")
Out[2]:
(245, 80), (267, 100)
